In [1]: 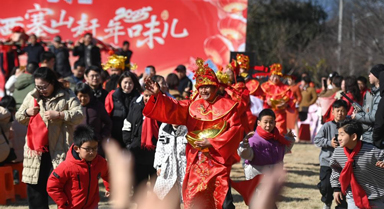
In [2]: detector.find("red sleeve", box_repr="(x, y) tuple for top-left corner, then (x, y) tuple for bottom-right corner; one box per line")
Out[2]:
(143, 92), (190, 125)
(100, 158), (110, 191)
(105, 90), (115, 116)
(47, 163), (70, 208)
(208, 108), (244, 165)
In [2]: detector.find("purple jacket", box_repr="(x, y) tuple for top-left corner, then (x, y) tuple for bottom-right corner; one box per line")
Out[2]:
(245, 131), (285, 166)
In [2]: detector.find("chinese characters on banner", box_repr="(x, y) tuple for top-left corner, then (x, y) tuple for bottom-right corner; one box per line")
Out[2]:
(0, 0), (247, 74)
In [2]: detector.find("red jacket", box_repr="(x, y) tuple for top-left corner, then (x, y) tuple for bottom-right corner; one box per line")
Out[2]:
(47, 145), (110, 209)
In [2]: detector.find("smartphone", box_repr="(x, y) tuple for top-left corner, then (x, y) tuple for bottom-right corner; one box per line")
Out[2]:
(145, 67), (151, 74)
(334, 134), (339, 145)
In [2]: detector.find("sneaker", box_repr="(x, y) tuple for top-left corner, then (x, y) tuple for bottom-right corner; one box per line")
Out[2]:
(323, 203), (331, 209)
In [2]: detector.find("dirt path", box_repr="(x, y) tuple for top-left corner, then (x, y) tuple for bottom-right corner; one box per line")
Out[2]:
(0, 143), (324, 209)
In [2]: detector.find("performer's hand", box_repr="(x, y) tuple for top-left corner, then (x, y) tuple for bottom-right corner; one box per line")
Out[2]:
(195, 138), (212, 149)
(157, 169), (161, 176)
(333, 192), (343, 204)
(376, 161), (384, 168)
(144, 78), (160, 95)
(277, 102), (287, 108)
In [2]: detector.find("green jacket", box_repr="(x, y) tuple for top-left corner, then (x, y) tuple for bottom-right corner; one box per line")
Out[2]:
(13, 73), (35, 109)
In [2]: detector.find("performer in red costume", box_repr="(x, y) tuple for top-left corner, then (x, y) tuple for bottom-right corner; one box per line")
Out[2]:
(216, 59), (257, 133)
(236, 54), (264, 97)
(261, 64), (294, 135)
(144, 58), (243, 209)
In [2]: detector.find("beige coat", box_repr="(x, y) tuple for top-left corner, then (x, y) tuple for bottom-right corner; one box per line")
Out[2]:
(0, 107), (11, 163)
(16, 88), (83, 184)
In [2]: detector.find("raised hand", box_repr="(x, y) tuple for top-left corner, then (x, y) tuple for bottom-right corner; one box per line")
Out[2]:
(144, 78), (160, 95)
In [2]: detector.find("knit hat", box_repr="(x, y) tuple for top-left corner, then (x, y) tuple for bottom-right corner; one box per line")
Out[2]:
(370, 64), (384, 79)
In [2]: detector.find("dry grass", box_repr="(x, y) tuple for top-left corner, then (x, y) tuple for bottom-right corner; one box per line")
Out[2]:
(0, 143), (324, 209)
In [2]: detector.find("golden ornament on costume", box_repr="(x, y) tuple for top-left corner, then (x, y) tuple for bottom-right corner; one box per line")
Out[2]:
(236, 54), (249, 70)
(270, 96), (289, 110)
(270, 63), (283, 77)
(186, 120), (227, 151)
(102, 54), (132, 71)
(194, 57), (219, 89)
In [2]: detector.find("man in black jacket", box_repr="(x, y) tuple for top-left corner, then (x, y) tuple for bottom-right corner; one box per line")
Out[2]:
(372, 71), (384, 148)
(49, 36), (72, 78)
(22, 34), (45, 64)
(116, 40), (132, 65)
(175, 64), (192, 98)
(73, 33), (101, 68)
(84, 65), (108, 104)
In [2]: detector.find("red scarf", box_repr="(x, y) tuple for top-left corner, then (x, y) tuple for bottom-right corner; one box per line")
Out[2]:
(141, 116), (159, 150)
(339, 140), (371, 209)
(26, 99), (49, 153)
(256, 126), (291, 146)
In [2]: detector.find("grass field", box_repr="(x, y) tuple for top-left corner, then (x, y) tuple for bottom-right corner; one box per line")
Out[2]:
(0, 143), (325, 209)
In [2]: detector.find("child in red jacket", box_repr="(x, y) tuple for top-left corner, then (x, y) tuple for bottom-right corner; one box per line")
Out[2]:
(47, 125), (110, 209)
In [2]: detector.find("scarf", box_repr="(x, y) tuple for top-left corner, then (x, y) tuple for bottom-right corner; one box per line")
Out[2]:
(26, 99), (49, 153)
(256, 126), (291, 146)
(339, 140), (371, 209)
(141, 116), (159, 150)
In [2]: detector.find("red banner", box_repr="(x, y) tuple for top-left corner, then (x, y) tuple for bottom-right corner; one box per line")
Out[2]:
(0, 0), (247, 75)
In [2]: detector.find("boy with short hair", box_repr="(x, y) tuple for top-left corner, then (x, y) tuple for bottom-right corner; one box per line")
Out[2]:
(75, 83), (112, 157)
(47, 125), (110, 209)
(314, 100), (348, 209)
(331, 120), (384, 209)
(238, 109), (294, 180)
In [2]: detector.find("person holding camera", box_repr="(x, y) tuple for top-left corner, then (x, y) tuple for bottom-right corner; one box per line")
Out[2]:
(352, 64), (384, 144)
(314, 100), (348, 209)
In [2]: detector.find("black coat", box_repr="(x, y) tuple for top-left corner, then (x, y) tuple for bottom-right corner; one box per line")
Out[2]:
(92, 85), (108, 104)
(116, 49), (133, 65)
(80, 98), (112, 142)
(73, 44), (101, 67)
(372, 72), (384, 148)
(49, 46), (71, 78)
(123, 96), (158, 165)
(23, 43), (45, 64)
(110, 88), (140, 147)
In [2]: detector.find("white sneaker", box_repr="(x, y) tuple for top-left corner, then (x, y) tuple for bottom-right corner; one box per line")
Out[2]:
(323, 203), (331, 209)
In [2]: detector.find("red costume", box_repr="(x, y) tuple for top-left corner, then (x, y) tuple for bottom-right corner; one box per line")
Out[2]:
(217, 59), (257, 133)
(260, 64), (293, 135)
(143, 59), (243, 209)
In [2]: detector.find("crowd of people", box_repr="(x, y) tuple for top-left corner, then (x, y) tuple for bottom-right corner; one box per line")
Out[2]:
(0, 31), (384, 209)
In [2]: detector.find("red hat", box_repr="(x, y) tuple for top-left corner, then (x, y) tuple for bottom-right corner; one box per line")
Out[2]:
(193, 58), (219, 89)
